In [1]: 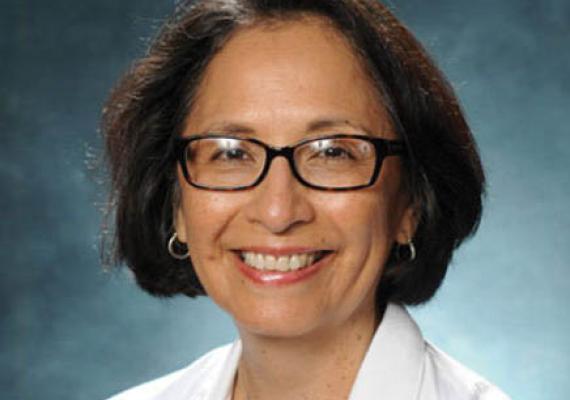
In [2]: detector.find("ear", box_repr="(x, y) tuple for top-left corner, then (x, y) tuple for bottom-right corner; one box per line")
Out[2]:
(395, 202), (419, 245)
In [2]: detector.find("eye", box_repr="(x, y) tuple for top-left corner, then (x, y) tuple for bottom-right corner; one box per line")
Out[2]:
(298, 137), (375, 167)
(212, 147), (250, 161)
(204, 137), (258, 164)
(320, 146), (356, 160)
(307, 139), (358, 161)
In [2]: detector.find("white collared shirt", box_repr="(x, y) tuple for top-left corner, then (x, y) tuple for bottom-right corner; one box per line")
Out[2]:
(107, 304), (510, 400)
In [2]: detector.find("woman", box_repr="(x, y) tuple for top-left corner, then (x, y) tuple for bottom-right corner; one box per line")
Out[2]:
(102, 0), (510, 399)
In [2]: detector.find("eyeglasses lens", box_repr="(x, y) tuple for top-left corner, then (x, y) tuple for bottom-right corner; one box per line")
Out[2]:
(184, 136), (377, 190)
(295, 137), (376, 188)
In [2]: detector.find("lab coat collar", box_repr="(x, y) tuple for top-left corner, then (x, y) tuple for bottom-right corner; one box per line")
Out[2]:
(349, 303), (424, 399)
(162, 303), (424, 400)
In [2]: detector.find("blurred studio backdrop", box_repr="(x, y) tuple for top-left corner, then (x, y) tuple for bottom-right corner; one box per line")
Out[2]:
(1, 0), (569, 399)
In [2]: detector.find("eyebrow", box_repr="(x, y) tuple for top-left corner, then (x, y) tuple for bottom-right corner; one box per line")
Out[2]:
(306, 118), (374, 136)
(199, 122), (256, 135)
(201, 118), (374, 135)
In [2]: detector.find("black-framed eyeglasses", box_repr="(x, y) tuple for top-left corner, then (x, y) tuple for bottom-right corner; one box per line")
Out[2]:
(174, 133), (406, 191)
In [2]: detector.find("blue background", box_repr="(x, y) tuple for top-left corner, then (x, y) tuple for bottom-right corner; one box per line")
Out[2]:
(1, 0), (568, 399)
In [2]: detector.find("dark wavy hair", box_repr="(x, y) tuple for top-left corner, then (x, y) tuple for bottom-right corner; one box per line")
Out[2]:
(101, 0), (485, 306)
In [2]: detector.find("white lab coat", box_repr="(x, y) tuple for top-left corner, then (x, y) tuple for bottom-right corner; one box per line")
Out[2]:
(107, 304), (510, 400)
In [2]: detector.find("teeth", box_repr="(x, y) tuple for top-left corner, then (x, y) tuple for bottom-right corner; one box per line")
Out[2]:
(241, 251), (324, 271)
(276, 256), (288, 271)
(265, 255), (276, 269)
(255, 253), (264, 269)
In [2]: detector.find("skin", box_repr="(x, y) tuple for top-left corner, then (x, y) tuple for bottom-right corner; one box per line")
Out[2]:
(175, 17), (416, 400)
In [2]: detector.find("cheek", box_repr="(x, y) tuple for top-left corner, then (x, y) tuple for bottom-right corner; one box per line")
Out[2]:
(179, 191), (244, 287)
(314, 192), (396, 313)
(179, 191), (243, 296)
(182, 191), (240, 241)
(318, 190), (395, 238)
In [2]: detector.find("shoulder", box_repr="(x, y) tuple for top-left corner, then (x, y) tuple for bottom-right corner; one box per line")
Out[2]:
(105, 369), (186, 400)
(423, 342), (511, 400)
(106, 342), (237, 400)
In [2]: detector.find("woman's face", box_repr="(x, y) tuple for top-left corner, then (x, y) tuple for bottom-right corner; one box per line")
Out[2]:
(175, 18), (415, 338)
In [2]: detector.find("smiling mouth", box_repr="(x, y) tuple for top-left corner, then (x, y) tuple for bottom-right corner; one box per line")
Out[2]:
(237, 250), (331, 272)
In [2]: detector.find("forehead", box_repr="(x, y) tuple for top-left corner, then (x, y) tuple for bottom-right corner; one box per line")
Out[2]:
(186, 16), (392, 137)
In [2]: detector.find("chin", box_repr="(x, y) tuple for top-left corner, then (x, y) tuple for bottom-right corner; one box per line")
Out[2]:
(232, 304), (328, 339)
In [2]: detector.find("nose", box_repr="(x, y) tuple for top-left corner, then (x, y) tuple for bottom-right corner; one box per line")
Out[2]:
(243, 157), (315, 234)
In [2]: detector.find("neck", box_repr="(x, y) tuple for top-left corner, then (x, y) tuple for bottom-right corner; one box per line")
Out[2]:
(233, 303), (381, 400)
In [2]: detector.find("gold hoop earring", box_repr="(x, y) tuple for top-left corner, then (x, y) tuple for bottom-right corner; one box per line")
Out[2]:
(407, 240), (416, 261)
(168, 232), (190, 260)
